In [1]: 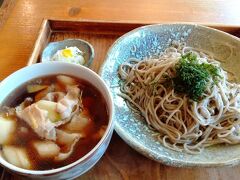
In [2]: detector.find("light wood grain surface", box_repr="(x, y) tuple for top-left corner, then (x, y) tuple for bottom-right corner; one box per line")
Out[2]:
(0, 0), (240, 180)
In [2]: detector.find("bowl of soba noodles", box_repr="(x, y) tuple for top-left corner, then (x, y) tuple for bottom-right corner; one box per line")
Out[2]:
(0, 62), (114, 179)
(100, 24), (240, 167)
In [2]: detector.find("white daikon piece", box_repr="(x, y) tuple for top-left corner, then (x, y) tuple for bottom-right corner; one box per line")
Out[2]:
(0, 117), (16, 144)
(36, 100), (61, 122)
(2, 145), (31, 169)
(56, 75), (77, 86)
(33, 141), (60, 158)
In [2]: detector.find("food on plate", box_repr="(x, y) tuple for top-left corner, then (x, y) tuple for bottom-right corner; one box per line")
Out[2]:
(0, 75), (108, 170)
(51, 46), (85, 65)
(118, 41), (240, 154)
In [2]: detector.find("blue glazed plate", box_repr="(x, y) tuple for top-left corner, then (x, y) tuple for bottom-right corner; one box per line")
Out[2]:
(99, 24), (240, 167)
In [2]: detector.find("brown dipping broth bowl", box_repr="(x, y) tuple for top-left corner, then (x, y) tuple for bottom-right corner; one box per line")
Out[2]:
(0, 62), (114, 179)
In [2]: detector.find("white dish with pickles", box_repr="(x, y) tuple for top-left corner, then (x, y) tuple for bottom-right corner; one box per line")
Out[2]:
(41, 39), (94, 67)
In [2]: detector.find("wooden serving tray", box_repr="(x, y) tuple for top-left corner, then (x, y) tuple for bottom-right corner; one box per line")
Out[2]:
(27, 19), (240, 71)
(2, 19), (240, 179)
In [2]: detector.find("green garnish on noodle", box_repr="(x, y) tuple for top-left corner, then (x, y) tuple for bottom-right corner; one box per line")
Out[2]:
(173, 52), (221, 101)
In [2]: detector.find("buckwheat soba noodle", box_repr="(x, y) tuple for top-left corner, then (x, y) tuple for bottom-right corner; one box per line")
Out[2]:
(118, 41), (240, 154)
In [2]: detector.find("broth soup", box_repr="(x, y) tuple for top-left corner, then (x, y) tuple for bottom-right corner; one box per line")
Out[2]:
(0, 75), (108, 170)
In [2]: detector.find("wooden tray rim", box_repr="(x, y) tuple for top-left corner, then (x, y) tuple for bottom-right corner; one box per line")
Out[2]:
(27, 18), (240, 66)
(47, 18), (240, 30)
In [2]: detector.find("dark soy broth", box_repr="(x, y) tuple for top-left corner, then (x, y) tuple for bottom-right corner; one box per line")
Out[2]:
(1, 75), (109, 170)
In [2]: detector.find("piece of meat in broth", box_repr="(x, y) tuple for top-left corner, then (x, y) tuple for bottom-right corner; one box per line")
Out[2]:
(56, 86), (81, 119)
(54, 129), (83, 161)
(16, 86), (82, 141)
(43, 92), (65, 102)
(64, 112), (92, 133)
(16, 104), (56, 141)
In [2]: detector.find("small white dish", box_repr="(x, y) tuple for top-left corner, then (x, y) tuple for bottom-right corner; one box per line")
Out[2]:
(41, 39), (95, 67)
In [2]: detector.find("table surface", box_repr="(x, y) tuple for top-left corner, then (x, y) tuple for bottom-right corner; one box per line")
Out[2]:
(0, 0), (240, 179)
